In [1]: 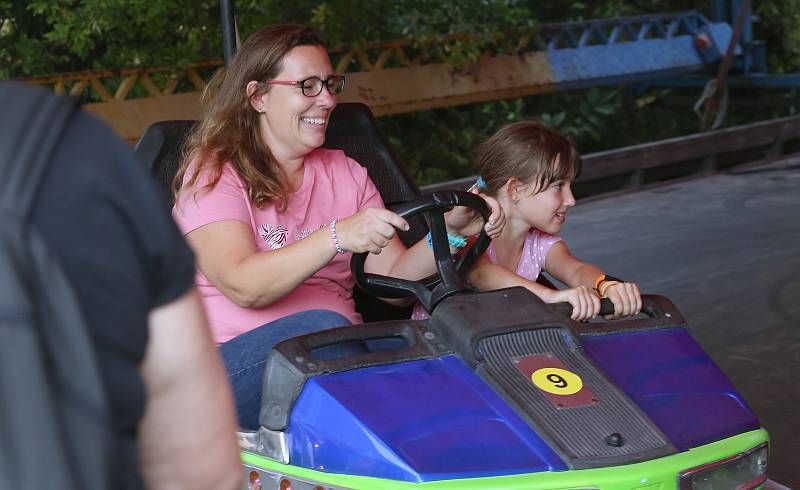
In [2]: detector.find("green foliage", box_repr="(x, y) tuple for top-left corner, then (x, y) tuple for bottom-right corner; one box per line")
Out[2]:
(3, 1), (800, 186)
(382, 87), (631, 185)
(252, 0), (535, 68)
(2, 0), (224, 79)
(754, 1), (800, 74)
(542, 88), (621, 142)
(380, 98), (527, 184)
(528, 0), (702, 22)
(1, 0), (535, 79)
(381, 0), (534, 67)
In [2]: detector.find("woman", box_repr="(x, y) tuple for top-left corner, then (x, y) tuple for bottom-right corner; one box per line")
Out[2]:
(172, 24), (502, 429)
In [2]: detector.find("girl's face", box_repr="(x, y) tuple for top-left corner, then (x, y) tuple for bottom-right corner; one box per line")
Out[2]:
(514, 178), (576, 234)
(254, 44), (337, 164)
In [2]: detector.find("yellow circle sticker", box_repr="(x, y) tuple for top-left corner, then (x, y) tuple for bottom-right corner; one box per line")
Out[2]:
(531, 367), (583, 395)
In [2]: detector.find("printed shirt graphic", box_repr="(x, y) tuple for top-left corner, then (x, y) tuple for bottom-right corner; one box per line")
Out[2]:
(173, 148), (384, 343)
(411, 228), (562, 319)
(259, 224), (321, 249)
(259, 223), (289, 249)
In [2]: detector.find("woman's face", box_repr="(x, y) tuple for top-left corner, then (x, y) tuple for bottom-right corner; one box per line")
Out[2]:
(255, 44), (337, 164)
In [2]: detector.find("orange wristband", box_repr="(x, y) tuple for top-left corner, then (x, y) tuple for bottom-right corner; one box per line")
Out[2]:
(597, 280), (621, 298)
(594, 274), (624, 296)
(593, 274), (607, 291)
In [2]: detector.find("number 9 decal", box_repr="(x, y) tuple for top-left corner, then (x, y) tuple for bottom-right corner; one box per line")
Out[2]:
(531, 367), (583, 395)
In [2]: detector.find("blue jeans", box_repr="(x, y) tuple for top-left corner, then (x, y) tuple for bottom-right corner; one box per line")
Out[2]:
(219, 309), (355, 430)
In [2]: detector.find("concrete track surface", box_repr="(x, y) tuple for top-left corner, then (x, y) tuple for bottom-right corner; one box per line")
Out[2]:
(559, 156), (800, 487)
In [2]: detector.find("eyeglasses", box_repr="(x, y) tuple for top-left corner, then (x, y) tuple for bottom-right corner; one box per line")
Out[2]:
(265, 75), (346, 97)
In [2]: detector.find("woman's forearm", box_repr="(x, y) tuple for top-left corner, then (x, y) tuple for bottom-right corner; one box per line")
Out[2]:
(188, 222), (338, 309)
(229, 228), (339, 307)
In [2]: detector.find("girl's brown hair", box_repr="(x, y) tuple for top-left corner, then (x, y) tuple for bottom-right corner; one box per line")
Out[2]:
(476, 120), (581, 197)
(173, 24), (325, 211)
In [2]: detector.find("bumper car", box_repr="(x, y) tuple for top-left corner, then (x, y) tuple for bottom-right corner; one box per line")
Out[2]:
(135, 104), (769, 490)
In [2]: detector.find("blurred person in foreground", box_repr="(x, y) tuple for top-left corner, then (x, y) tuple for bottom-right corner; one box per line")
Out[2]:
(1, 81), (242, 489)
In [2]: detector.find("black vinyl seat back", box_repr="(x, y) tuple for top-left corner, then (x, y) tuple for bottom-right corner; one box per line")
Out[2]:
(133, 119), (196, 206)
(133, 103), (422, 321)
(324, 103), (426, 246)
(324, 104), (418, 205)
(323, 103), (425, 321)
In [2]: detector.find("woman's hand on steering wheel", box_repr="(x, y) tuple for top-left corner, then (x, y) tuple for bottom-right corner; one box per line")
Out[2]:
(444, 187), (505, 239)
(336, 208), (409, 254)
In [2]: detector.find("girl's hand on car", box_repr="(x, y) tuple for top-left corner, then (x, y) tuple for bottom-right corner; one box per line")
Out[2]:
(546, 286), (600, 321)
(336, 208), (409, 254)
(603, 282), (642, 318)
(444, 188), (505, 239)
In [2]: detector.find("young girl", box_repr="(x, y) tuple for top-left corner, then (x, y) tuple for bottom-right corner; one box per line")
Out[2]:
(419, 120), (641, 321)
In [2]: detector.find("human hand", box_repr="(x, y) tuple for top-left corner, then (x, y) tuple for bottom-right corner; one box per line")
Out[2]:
(602, 282), (642, 318)
(546, 286), (600, 321)
(336, 208), (409, 254)
(444, 188), (505, 239)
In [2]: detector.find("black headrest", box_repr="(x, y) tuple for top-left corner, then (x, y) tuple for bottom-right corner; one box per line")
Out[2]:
(133, 120), (196, 205)
(323, 103), (419, 205)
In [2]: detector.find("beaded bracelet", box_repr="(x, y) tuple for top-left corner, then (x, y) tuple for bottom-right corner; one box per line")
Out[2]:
(425, 231), (467, 249)
(329, 219), (346, 254)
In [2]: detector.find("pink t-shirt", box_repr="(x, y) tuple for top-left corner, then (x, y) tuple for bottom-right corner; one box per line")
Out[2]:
(172, 148), (384, 343)
(485, 228), (562, 280)
(412, 228), (562, 319)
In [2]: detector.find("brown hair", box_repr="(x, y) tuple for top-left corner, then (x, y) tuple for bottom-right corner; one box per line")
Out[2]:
(173, 24), (325, 211)
(476, 120), (581, 197)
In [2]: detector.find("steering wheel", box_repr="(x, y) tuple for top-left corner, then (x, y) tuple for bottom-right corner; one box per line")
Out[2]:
(351, 190), (492, 313)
